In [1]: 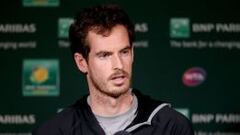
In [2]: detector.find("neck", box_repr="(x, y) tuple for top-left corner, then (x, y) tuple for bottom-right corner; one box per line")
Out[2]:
(88, 88), (133, 117)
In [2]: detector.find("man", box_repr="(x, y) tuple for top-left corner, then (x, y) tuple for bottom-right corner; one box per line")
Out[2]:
(33, 4), (194, 135)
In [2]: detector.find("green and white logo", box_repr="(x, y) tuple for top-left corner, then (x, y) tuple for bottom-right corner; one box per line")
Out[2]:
(22, 59), (60, 96)
(23, 0), (60, 7)
(170, 18), (190, 38)
(175, 108), (190, 119)
(58, 18), (74, 38)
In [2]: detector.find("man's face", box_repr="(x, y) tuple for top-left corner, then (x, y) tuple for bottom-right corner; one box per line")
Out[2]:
(85, 25), (133, 98)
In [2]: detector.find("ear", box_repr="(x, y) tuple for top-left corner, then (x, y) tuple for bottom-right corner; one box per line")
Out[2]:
(74, 53), (88, 74)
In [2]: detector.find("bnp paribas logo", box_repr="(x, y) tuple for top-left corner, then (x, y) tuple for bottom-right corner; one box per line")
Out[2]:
(58, 18), (74, 38)
(170, 18), (190, 38)
(22, 59), (60, 96)
(23, 0), (60, 7)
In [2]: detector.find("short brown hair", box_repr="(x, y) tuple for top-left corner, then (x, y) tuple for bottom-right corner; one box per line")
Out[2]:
(69, 4), (135, 59)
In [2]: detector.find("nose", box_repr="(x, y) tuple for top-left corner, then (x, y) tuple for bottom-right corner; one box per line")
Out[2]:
(112, 54), (123, 70)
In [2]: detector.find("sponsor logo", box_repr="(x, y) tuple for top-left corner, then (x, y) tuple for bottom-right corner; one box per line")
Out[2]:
(170, 18), (190, 38)
(192, 23), (240, 33)
(216, 23), (240, 32)
(192, 113), (240, 124)
(58, 18), (74, 38)
(175, 108), (190, 119)
(135, 23), (148, 33)
(133, 40), (148, 48)
(0, 114), (35, 124)
(22, 0), (60, 7)
(182, 67), (206, 87)
(0, 24), (36, 33)
(192, 23), (215, 32)
(22, 59), (60, 96)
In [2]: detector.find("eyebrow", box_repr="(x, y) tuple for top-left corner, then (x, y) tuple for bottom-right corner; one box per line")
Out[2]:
(95, 51), (112, 56)
(95, 45), (132, 56)
(120, 45), (132, 51)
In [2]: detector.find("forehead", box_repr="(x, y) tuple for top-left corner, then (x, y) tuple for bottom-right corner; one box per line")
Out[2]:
(86, 25), (130, 52)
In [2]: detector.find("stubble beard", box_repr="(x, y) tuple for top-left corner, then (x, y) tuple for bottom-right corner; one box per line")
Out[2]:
(89, 70), (131, 98)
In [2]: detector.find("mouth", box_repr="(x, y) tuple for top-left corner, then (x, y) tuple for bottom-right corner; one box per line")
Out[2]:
(110, 75), (127, 86)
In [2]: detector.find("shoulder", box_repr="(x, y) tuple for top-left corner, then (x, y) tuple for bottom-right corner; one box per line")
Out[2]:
(156, 106), (191, 125)
(32, 107), (80, 135)
(154, 105), (194, 135)
(133, 89), (194, 135)
(32, 97), (88, 135)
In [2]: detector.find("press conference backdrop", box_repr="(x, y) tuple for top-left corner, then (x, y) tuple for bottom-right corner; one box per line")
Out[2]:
(0, 0), (240, 134)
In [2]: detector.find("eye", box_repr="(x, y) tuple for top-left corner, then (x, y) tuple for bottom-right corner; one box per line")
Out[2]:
(120, 48), (130, 56)
(98, 52), (111, 59)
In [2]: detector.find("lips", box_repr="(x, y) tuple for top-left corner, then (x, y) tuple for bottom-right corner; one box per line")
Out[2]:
(109, 70), (129, 86)
(110, 74), (127, 86)
(111, 75), (125, 79)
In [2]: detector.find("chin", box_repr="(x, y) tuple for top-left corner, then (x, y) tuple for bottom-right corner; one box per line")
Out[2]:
(106, 86), (130, 98)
